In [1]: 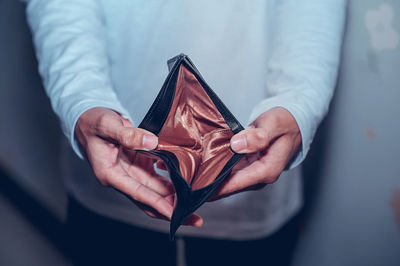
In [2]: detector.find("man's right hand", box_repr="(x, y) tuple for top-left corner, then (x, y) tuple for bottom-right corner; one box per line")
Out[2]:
(75, 107), (203, 227)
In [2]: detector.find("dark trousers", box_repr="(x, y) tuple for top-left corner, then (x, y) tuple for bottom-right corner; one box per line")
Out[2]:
(65, 197), (300, 266)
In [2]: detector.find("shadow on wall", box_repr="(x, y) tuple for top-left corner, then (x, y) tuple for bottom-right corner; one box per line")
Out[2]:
(294, 1), (400, 266)
(0, 0), (71, 263)
(0, 0), (67, 219)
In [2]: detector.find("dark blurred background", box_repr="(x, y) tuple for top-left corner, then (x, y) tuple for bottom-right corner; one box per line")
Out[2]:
(0, 0), (399, 265)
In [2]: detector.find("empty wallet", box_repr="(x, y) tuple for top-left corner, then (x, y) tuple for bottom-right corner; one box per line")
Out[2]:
(137, 54), (245, 240)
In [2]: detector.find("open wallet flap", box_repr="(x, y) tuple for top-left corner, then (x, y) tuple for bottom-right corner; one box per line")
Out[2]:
(137, 54), (245, 240)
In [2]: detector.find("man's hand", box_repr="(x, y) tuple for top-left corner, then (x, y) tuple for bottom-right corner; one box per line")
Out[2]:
(212, 107), (302, 200)
(75, 107), (203, 226)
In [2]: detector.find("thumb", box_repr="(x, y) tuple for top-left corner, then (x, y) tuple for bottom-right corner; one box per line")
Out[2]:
(230, 128), (274, 153)
(99, 113), (158, 150)
(117, 127), (158, 150)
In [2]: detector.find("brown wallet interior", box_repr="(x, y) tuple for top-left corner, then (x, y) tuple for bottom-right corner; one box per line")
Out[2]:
(155, 65), (234, 190)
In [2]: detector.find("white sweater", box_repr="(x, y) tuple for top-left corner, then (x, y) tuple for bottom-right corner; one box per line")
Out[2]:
(26, 0), (346, 239)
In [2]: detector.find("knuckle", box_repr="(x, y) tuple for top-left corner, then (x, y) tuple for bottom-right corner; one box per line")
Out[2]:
(264, 173), (279, 184)
(153, 195), (164, 206)
(132, 182), (143, 201)
(143, 177), (151, 188)
(92, 167), (110, 187)
(123, 129), (143, 148)
(133, 130), (145, 147)
(267, 113), (280, 127)
(97, 113), (111, 128)
(246, 130), (269, 150)
(254, 129), (268, 142)
(122, 129), (134, 147)
(97, 174), (109, 186)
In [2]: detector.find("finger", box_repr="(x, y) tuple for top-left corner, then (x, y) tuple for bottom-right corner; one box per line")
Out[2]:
(128, 166), (175, 197)
(230, 152), (260, 173)
(143, 209), (158, 218)
(107, 172), (174, 219)
(216, 137), (292, 198)
(165, 194), (175, 205)
(119, 150), (175, 196)
(230, 128), (278, 154)
(183, 214), (204, 227)
(213, 160), (271, 198)
(98, 113), (158, 150)
(140, 201), (203, 227)
(85, 137), (120, 179)
(209, 183), (266, 201)
(116, 185), (172, 221)
(137, 202), (171, 221)
(114, 127), (158, 150)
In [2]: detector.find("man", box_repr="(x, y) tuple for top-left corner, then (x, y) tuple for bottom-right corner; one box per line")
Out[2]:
(26, 0), (346, 265)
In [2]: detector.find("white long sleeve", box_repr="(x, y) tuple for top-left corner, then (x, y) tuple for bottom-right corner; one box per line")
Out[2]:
(248, 0), (347, 169)
(26, 0), (131, 159)
(24, 0), (347, 239)
(26, 0), (346, 166)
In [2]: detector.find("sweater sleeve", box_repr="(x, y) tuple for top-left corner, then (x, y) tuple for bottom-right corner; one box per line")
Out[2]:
(25, 0), (131, 159)
(248, 0), (347, 169)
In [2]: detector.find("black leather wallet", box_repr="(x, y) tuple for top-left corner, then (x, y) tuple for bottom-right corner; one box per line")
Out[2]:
(137, 54), (245, 239)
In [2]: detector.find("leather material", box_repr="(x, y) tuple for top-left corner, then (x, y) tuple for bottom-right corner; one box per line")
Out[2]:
(137, 54), (244, 239)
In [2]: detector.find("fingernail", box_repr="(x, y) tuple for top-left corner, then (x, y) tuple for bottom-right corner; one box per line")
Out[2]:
(142, 134), (158, 149)
(195, 218), (204, 227)
(231, 136), (247, 152)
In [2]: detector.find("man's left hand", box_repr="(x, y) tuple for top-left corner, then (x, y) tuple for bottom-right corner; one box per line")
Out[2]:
(211, 107), (302, 200)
